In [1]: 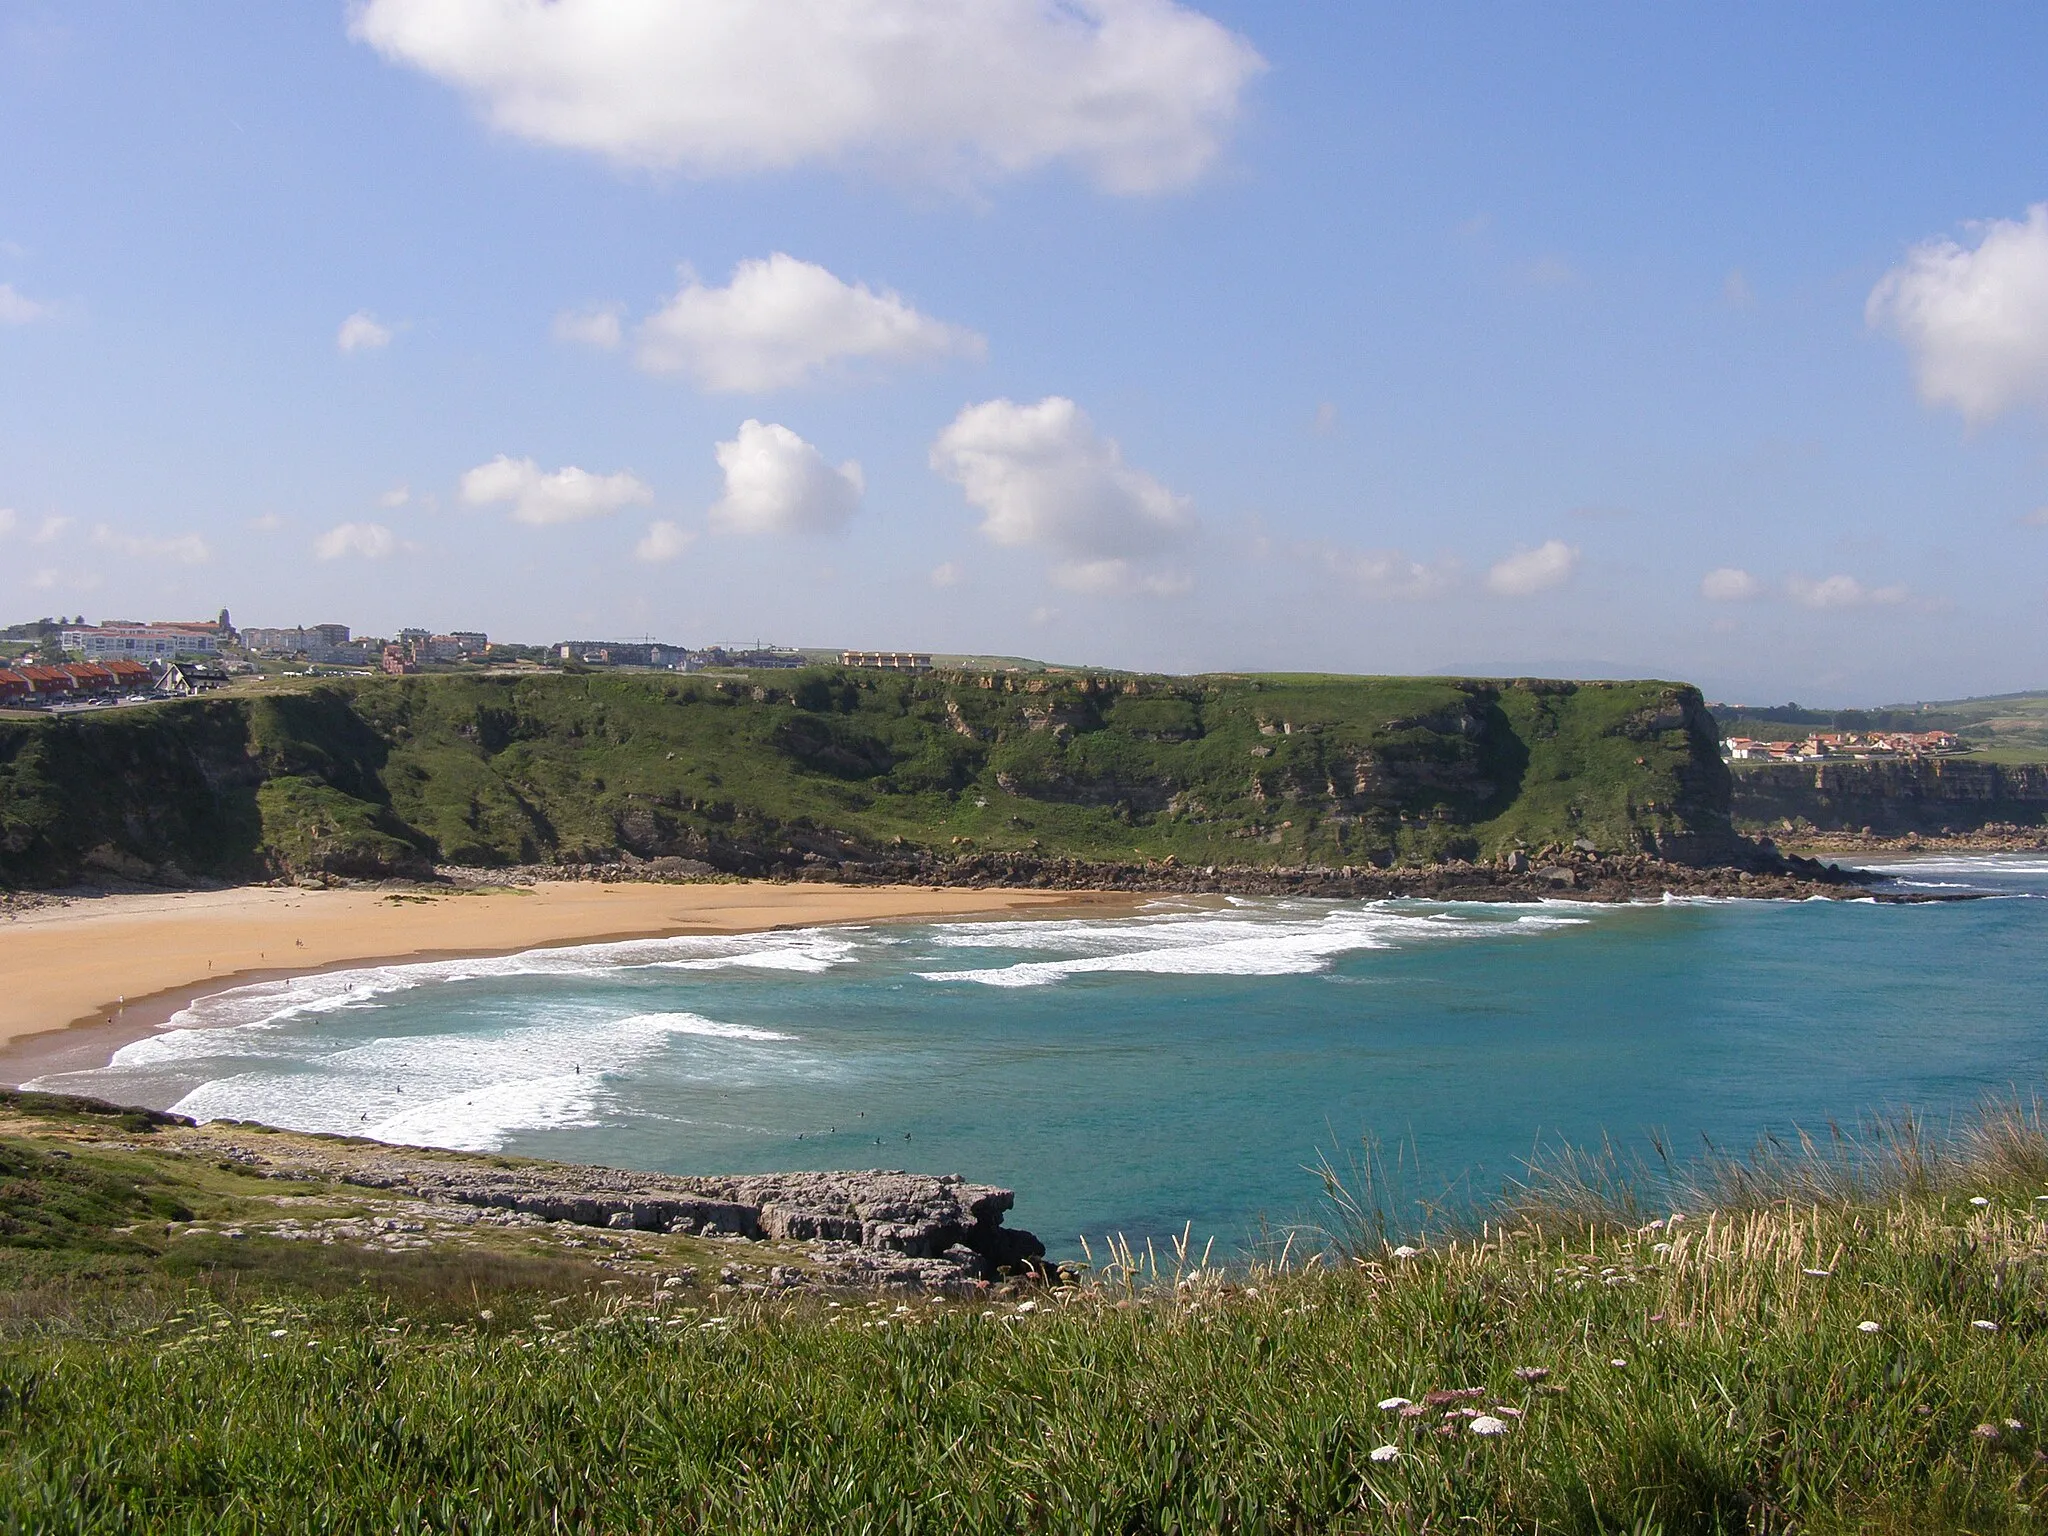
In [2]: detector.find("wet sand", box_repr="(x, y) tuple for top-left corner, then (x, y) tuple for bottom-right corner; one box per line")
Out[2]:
(0, 880), (1124, 1085)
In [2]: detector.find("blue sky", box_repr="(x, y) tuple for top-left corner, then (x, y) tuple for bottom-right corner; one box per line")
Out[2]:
(3, 2), (2047, 704)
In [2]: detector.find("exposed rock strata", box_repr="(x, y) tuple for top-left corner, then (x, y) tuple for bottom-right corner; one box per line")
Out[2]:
(1734, 760), (2048, 839)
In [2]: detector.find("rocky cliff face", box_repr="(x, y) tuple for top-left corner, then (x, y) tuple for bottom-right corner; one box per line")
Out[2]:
(1732, 760), (2048, 836)
(1, 671), (1755, 887)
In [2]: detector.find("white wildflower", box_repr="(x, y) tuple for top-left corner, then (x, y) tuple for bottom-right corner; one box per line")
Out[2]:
(1857, 1320), (1881, 1334)
(1803, 1267), (1831, 1277)
(1391, 1245), (1422, 1259)
(1469, 1415), (1510, 1436)
(1972, 1319), (1999, 1331)
(1369, 1444), (1401, 1463)
(1610, 1357), (1628, 1368)
(1377, 1396), (1412, 1412)
(1970, 1196), (1992, 1208)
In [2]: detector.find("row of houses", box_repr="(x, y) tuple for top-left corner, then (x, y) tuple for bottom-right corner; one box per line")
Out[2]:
(1723, 730), (1964, 762)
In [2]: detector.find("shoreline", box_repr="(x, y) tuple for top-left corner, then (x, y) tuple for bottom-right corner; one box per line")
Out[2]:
(0, 880), (1135, 1089)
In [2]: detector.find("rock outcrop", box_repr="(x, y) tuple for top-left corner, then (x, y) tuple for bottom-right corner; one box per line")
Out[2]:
(169, 1119), (1047, 1286)
(1733, 760), (2048, 839)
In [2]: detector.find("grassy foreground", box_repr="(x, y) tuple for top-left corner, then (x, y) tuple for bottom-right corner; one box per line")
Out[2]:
(5, 1102), (2048, 1531)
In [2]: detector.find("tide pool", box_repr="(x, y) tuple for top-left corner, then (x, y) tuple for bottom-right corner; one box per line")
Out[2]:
(33, 855), (2048, 1256)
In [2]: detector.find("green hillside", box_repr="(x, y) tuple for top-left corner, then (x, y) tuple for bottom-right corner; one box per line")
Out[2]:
(0, 669), (1739, 886)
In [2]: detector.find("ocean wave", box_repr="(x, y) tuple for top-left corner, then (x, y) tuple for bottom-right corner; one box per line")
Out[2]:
(52, 1004), (804, 1154)
(1856, 855), (2048, 878)
(146, 928), (861, 1039)
(918, 903), (1591, 988)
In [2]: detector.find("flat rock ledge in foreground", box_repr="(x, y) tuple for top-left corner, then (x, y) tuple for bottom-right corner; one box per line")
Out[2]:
(155, 1107), (1046, 1289)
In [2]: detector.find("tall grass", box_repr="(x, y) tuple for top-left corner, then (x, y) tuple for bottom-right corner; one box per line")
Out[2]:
(7, 1100), (2048, 1530)
(1313, 1092), (2048, 1260)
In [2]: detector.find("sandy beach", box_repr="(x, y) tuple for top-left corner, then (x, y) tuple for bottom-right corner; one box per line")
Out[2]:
(0, 880), (1120, 1085)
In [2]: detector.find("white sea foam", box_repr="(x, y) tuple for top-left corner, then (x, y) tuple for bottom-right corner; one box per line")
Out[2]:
(35, 1004), (805, 1154)
(138, 928), (860, 1041)
(1866, 857), (2048, 878)
(918, 903), (1592, 988)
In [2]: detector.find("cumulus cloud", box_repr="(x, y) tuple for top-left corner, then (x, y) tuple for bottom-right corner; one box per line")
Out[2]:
(930, 396), (1193, 593)
(930, 560), (963, 588)
(708, 420), (863, 536)
(315, 522), (399, 560)
(1785, 573), (1908, 609)
(1701, 566), (1763, 601)
(1484, 540), (1578, 596)
(91, 525), (211, 564)
(636, 254), (981, 392)
(633, 519), (697, 562)
(553, 305), (623, 349)
(0, 283), (53, 325)
(1867, 204), (2048, 422)
(337, 310), (394, 352)
(460, 455), (652, 525)
(378, 485), (412, 508)
(351, 0), (1264, 194)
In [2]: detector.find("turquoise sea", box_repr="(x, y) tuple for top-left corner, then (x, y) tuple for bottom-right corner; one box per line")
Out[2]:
(32, 854), (2048, 1256)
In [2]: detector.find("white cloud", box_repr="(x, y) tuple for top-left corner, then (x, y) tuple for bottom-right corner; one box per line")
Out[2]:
(460, 455), (652, 525)
(1785, 573), (1908, 609)
(708, 420), (863, 536)
(1484, 540), (1578, 596)
(0, 283), (53, 325)
(1319, 546), (1459, 600)
(1700, 566), (1762, 601)
(249, 513), (284, 532)
(31, 515), (70, 544)
(633, 519), (697, 562)
(930, 396), (1193, 593)
(929, 561), (963, 588)
(314, 522), (399, 560)
(1867, 204), (2048, 423)
(553, 305), (623, 349)
(636, 254), (982, 392)
(378, 485), (412, 508)
(1052, 559), (1191, 597)
(351, 0), (1264, 195)
(0, 508), (13, 536)
(91, 525), (211, 565)
(337, 310), (394, 353)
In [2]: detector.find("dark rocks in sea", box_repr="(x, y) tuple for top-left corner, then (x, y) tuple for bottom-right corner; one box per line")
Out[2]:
(441, 842), (1891, 904)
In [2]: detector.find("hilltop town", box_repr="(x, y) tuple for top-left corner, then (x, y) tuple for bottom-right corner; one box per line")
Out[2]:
(0, 610), (949, 713)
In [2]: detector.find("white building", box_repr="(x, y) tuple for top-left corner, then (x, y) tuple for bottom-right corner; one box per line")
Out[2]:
(61, 624), (219, 659)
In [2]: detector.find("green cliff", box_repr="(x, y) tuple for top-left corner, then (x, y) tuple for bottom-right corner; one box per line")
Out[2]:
(0, 670), (1741, 886)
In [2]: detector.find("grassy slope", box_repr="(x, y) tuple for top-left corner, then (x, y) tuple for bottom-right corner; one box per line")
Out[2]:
(3, 1094), (2047, 1531)
(0, 670), (1734, 883)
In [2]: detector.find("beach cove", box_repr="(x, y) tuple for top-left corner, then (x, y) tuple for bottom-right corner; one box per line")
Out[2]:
(15, 855), (2048, 1258)
(0, 880), (1118, 1081)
